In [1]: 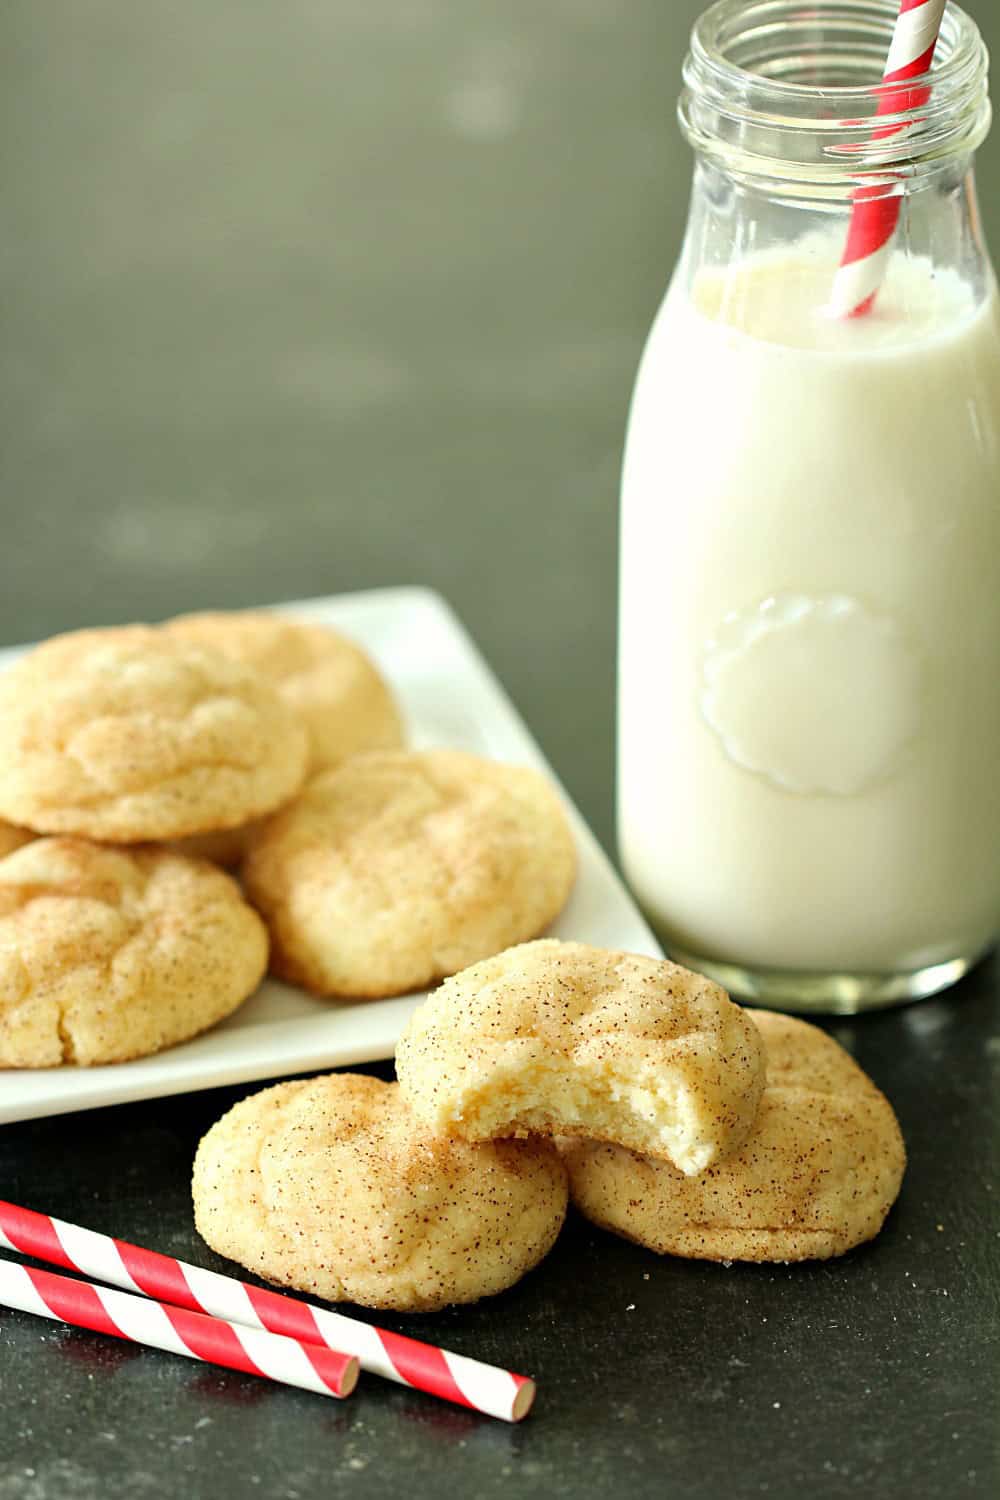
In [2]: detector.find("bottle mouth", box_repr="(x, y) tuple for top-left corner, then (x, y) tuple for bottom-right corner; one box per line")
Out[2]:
(679, 0), (991, 188)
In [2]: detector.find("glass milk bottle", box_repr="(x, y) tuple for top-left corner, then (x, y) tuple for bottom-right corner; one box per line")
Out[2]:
(618, 0), (999, 1013)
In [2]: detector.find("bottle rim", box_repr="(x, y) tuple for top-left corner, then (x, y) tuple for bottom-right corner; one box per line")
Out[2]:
(679, 0), (991, 186)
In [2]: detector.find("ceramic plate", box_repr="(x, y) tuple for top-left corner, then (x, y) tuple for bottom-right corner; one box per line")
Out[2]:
(0, 587), (660, 1123)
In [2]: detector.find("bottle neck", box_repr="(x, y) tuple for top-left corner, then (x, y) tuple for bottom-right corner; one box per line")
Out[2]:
(679, 1), (991, 200)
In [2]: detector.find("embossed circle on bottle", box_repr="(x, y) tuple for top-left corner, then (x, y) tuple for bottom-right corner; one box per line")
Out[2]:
(700, 594), (922, 795)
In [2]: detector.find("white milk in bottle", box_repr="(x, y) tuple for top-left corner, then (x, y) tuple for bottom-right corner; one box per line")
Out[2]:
(617, 1), (999, 1011)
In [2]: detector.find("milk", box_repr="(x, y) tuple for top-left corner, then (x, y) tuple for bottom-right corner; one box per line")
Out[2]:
(618, 238), (1000, 977)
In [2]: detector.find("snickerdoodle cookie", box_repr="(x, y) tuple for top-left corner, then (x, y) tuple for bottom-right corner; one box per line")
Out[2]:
(560, 1010), (906, 1261)
(0, 626), (308, 841)
(242, 750), (577, 998)
(0, 838), (268, 1067)
(192, 1073), (568, 1312)
(395, 940), (765, 1177)
(0, 821), (33, 859)
(165, 611), (404, 775)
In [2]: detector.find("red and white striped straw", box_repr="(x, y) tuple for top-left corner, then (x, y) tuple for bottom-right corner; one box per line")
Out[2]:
(0, 1200), (536, 1423)
(0, 1258), (358, 1399)
(830, 0), (947, 317)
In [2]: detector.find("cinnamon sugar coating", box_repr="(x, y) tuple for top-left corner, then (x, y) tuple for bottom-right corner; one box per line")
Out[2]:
(560, 1010), (906, 1260)
(192, 1073), (568, 1311)
(243, 750), (576, 998)
(0, 837), (267, 1067)
(395, 940), (765, 1176)
(0, 626), (308, 841)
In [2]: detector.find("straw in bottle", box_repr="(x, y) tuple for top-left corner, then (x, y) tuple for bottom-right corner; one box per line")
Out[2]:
(830, 0), (947, 317)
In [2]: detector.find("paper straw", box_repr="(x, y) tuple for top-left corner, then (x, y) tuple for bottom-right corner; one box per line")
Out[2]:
(0, 1200), (535, 1423)
(830, 0), (947, 317)
(0, 1258), (358, 1399)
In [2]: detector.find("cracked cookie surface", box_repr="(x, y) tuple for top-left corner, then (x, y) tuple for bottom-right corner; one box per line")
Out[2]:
(0, 837), (268, 1067)
(560, 1010), (906, 1260)
(165, 610), (404, 776)
(242, 749), (577, 998)
(192, 1073), (568, 1311)
(0, 626), (309, 841)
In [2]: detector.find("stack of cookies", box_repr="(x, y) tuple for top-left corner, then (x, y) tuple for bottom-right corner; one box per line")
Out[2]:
(0, 611), (577, 1068)
(0, 609), (906, 1302)
(192, 940), (906, 1311)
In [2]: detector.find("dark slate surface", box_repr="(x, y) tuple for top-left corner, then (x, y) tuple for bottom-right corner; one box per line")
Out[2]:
(1, 2), (999, 1496)
(3, 973), (999, 1499)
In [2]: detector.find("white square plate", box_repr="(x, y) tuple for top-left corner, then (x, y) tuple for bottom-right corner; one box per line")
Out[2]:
(0, 587), (661, 1123)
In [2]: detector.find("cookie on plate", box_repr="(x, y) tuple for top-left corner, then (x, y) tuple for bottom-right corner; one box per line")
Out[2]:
(0, 626), (309, 841)
(192, 1073), (568, 1313)
(0, 837), (268, 1067)
(395, 940), (765, 1177)
(0, 821), (34, 859)
(242, 749), (577, 998)
(165, 610), (404, 775)
(560, 1010), (906, 1261)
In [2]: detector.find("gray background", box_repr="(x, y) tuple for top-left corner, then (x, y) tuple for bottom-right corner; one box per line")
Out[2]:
(1, 9), (999, 1499)
(5, 0), (996, 855)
